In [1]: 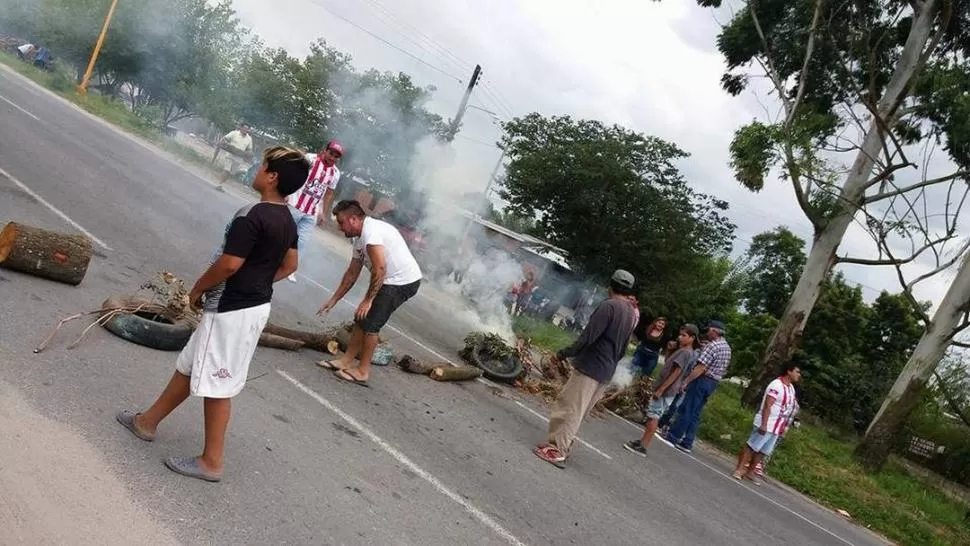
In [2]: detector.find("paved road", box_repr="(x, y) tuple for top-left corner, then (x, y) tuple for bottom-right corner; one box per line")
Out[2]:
(0, 65), (891, 546)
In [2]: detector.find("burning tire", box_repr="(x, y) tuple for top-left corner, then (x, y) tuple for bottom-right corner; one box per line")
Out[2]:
(100, 295), (196, 351)
(464, 343), (524, 383)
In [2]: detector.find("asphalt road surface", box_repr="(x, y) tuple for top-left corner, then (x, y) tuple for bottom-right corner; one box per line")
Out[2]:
(0, 65), (893, 546)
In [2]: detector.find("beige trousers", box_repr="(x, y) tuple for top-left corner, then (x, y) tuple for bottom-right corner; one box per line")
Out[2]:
(547, 371), (609, 457)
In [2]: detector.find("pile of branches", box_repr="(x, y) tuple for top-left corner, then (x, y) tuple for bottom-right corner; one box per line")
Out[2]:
(595, 376), (653, 419)
(35, 271), (200, 353)
(459, 332), (514, 362)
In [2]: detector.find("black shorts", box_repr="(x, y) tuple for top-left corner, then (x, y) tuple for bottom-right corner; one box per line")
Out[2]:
(359, 280), (420, 333)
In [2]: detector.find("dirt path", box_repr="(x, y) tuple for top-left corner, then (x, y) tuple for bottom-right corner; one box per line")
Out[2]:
(0, 381), (178, 546)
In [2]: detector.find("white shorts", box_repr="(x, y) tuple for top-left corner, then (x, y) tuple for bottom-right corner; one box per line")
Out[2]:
(175, 304), (270, 398)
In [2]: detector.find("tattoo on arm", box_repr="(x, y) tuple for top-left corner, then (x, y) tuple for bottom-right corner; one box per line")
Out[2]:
(365, 267), (385, 300)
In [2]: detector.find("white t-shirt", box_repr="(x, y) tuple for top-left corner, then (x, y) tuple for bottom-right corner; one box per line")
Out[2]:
(222, 130), (253, 154)
(753, 378), (797, 435)
(17, 44), (33, 55)
(353, 217), (422, 286)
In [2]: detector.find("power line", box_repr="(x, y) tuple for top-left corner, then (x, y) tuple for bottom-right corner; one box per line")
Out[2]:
(300, 0), (465, 83)
(359, 0), (474, 72)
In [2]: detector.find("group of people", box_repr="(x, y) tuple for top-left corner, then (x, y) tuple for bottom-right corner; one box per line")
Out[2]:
(117, 139), (424, 482)
(535, 272), (802, 482)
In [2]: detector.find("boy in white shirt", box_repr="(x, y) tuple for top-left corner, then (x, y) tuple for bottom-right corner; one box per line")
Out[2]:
(733, 362), (802, 481)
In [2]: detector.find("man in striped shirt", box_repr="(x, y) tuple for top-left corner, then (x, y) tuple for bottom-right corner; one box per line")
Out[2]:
(285, 140), (344, 282)
(733, 362), (801, 481)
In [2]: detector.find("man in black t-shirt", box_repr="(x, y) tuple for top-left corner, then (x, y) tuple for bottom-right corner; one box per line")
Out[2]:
(117, 146), (310, 483)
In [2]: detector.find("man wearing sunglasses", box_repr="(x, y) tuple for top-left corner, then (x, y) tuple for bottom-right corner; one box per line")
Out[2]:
(285, 140), (345, 282)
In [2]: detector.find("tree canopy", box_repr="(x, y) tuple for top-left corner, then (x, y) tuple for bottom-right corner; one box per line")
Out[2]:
(742, 226), (807, 317)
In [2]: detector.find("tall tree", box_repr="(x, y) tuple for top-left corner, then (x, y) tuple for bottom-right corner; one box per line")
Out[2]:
(699, 0), (970, 407)
(743, 227), (807, 317)
(498, 113), (739, 318)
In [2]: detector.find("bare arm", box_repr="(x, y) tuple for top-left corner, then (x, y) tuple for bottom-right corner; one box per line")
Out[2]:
(318, 189), (335, 225)
(364, 244), (386, 302)
(681, 363), (707, 389)
(188, 254), (244, 305)
(333, 258), (364, 302)
(759, 395), (776, 434)
(273, 249), (298, 282)
(653, 364), (681, 397)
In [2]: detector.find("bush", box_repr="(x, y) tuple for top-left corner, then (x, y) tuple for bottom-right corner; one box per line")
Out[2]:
(900, 407), (970, 487)
(48, 64), (75, 92)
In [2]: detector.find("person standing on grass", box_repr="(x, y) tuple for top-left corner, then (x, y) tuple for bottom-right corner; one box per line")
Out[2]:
(316, 200), (422, 386)
(533, 270), (639, 468)
(733, 362), (801, 482)
(283, 140), (344, 282)
(664, 320), (732, 454)
(116, 146), (310, 482)
(623, 324), (699, 456)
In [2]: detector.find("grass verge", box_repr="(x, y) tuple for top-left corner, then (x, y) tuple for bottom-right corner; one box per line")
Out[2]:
(699, 383), (970, 546)
(512, 315), (576, 352)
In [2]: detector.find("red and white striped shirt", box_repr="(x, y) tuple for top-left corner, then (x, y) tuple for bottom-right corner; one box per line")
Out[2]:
(289, 153), (341, 216)
(754, 378), (797, 435)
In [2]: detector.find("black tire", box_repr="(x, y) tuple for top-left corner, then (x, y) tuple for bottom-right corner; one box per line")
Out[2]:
(468, 344), (524, 383)
(100, 296), (196, 351)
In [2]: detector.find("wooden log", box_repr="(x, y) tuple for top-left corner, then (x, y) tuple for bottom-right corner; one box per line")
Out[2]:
(258, 333), (305, 351)
(263, 323), (337, 353)
(430, 365), (484, 382)
(0, 222), (93, 285)
(397, 354), (437, 375)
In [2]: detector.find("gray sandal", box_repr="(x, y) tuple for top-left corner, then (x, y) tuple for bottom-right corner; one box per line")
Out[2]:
(164, 456), (222, 482)
(116, 410), (155, 442)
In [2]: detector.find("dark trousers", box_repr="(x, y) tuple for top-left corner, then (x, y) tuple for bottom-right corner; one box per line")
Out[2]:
(667, 376), (719, 449)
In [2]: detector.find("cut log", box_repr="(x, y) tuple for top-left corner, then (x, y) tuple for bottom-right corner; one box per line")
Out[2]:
(397, 354), (437, 375)
(258, 333), (305, 351)
(263, 323), (338, 353)
(430, 365), (484, 382)
(0, 222), (93, 285)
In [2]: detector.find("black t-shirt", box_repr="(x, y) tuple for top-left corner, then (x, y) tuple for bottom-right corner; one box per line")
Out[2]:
(204, 202), (297, 313)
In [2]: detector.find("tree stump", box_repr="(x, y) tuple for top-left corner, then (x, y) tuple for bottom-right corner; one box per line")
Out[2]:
(430, 365), (483, 382)
(258, 333), (305, 351)
(0, 222), (93, 285)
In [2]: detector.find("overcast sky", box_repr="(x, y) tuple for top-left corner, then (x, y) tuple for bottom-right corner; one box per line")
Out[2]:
(231, 0), (962, 308)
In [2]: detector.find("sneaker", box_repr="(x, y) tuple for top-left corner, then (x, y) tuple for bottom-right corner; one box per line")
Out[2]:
(287, 273), (297, 283)
(675, 443), (693, 454)
(623, 440), (647, 457)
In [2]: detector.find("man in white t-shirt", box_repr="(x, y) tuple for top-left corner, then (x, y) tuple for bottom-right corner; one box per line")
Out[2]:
(217, 124), (254, 183)
(283, 140), (343, 282)
(733, 361), (801, 482)
(317, 200), (422, 386)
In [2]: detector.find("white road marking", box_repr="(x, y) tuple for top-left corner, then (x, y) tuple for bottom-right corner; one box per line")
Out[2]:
(0, 94), (41, 121)
(608, 414), (859, 546)
(276, 370), (528, 546)
(513, 401), (612, 460)
(0, 165), (112, 250)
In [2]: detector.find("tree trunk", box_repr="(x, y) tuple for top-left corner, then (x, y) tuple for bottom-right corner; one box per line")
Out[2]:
(741, 0), (940, 407)
(857, 251), (970, 470)
(397, 354), (437, 375)
(262, 323), (338, 353)
(0, 222), (93, 286)
(430, 365), (484, 382)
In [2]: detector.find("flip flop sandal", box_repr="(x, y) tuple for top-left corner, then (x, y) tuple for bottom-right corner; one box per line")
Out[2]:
(316, 360), (345, 370)
(533, 445), (567, 469)
(333, 368), (370, 387)
(116, 410), (155, 442)
(164, 456), (222, 482)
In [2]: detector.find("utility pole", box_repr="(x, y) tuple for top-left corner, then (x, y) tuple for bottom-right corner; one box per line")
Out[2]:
(447, 64), (482, 141)
(78, 0), (120, 95)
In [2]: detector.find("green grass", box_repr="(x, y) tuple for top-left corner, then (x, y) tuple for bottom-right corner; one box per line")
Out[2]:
(512, 315), (576, 352)
(699, 383), (970, 546)
(0, 52), (221, 172)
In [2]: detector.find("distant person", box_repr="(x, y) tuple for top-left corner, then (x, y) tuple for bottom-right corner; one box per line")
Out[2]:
(316, 200), (422, 386)
(733, 362), (801, 482)
(623, 324), (699, 456)
(533, 270), (639, 468)
(283, 140), (344, 282)
(116, 147), (310, 482)
(665, 320), (732, 453)
(631, 316), (669, 378)
(216, 123), (254, 184)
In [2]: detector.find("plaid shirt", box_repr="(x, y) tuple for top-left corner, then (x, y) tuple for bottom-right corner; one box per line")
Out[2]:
(698, 337), (732, 380)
